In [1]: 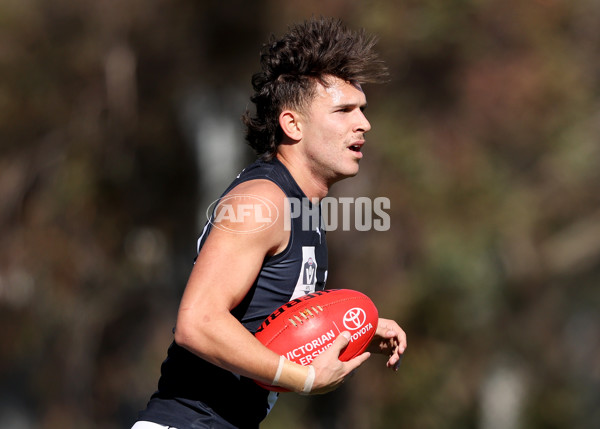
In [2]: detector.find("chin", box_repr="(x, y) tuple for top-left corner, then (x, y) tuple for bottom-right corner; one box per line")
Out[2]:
(334, 166), (360, 182)
(347, 163), (361, 177)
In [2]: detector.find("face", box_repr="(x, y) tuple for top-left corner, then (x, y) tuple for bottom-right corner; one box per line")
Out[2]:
(298, 76), (371, 185)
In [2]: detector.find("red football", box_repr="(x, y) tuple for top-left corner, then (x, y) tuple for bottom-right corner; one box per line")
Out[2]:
(254, 289), (379, 391)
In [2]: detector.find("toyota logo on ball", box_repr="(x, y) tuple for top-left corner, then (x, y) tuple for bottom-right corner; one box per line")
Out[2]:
(343, 308), (367, 331)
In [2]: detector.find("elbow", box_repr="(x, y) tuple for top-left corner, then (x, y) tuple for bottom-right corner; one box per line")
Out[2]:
(173, 306), (229, 359)
(172, 311), (216, 357)
(173, 323), (189, 348)
(173, 316), (200, 351)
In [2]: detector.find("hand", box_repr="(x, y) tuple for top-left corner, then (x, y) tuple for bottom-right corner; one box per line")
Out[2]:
(309, 331), (371, 394)
(368, 318), (407, 371)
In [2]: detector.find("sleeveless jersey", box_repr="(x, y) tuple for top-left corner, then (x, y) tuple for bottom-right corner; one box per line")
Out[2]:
(137, 158), (328, 428)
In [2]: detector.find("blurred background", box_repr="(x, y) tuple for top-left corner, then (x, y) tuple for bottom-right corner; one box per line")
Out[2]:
(1, 0), (599, 428)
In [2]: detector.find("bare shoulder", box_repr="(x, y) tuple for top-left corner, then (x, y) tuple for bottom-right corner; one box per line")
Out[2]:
(226, 179), (286, 202)
(210, 179), (288, 255)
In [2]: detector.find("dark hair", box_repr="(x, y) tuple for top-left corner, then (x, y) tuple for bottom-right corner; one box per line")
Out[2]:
(242, 17), (388, 160)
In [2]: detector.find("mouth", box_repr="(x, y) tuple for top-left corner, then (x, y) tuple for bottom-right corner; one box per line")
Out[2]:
(348, 141), (364, 152)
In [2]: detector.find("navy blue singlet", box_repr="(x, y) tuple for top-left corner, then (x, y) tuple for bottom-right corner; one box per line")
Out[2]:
(137, 158), (328, 428)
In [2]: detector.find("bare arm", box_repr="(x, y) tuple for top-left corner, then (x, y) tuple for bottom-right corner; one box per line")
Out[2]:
(173, 180), (368, 392)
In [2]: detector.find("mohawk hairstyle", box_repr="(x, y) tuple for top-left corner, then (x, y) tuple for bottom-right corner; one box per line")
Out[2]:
(243, 17), (388, 160)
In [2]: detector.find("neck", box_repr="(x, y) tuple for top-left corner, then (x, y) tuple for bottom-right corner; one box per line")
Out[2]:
(275, 152), (330, 201)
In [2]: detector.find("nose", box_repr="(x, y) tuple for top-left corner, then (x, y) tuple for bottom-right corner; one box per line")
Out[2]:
(355, 110), (371, 133)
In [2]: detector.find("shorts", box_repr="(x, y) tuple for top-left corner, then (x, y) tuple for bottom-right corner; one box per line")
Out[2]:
(132, 422), (176, 429)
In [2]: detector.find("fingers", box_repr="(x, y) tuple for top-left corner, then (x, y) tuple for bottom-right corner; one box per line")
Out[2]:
(386, 342), (404, 371)
(392, 353), (403, 371)
(335, 331), (370, 373)
(395, 328), (407, 354)
(309, 320), (407, 394)
(397, 325), (408, 352)
(345, 351), (371, 372)
(333, 331), (351, 353)
(307, 335), (345, 394)
(375, 318), (407, 371)
(309, 331), (372, 394)
(380, 319), (407, 345)
(379, 318), (407, 352)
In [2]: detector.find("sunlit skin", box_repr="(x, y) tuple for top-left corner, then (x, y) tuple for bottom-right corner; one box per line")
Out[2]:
(175, 75), (405, 397)
(277, 75), (406, 368)
(277, 76), (372, 200)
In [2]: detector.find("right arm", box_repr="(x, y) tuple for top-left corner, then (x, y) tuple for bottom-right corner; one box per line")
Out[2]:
(173, 179), (368, 393)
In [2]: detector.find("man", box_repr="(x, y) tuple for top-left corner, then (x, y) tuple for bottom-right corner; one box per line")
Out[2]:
(133, 17), (407, 429)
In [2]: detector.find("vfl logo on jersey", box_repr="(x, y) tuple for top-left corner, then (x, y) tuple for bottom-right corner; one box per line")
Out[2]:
(303, 257), (316, 285)
(291, 247), (318, 300)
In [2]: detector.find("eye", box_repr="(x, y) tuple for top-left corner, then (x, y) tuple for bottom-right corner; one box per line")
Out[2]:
(335, 106), (354, 113)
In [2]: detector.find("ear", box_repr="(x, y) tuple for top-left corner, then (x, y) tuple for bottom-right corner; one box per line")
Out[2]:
(279, 110), (302, 141)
